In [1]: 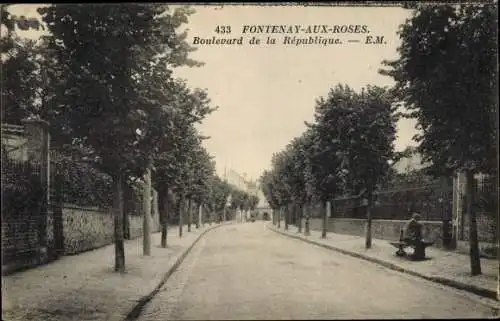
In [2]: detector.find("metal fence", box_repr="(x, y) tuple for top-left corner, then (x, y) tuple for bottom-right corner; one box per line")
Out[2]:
(456, 174), (498, 242)
(330, 183), (453, 221)
(1, 149), (44, 265)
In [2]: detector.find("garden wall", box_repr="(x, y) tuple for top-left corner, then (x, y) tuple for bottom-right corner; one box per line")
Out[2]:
(299, 218), (444, 247)
(62, 203), (161, 255)
(295, 217), (496, 256)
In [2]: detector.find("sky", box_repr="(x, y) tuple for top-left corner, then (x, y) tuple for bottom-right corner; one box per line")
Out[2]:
(6, 4), (419, 181)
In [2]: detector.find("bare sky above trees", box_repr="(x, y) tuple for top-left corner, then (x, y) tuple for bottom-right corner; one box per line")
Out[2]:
(6, 4), (419, 180)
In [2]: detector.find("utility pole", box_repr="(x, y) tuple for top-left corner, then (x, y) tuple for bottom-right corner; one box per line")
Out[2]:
(143, 163), (152, 256)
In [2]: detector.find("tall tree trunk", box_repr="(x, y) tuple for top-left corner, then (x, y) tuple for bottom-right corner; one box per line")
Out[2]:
(365, 191), (373, 249)
(187, 198), (192, 232)
(329, 200), (334, 232)
(143, 166), (152, 256)
(322, 201), (328, 239)
(211, 202), (214, 225)
(298, 204), (303, 233)
(113, 174), (125, 273)
(284, 205), (289, 231)
(178, 194), (184, 238)
(196, 203), (201, 229)
(466, 170), (481, 275)
(122, 182), (130, 240)
(304, 203), (310, 236)
(160, 188), (168, 248)
(277, 207), (281, 228)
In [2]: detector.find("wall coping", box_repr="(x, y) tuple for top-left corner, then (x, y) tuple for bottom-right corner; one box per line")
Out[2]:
(62, 203), (109, 213)
(21, 118), (50, 128)
(327, 218), (443, 224)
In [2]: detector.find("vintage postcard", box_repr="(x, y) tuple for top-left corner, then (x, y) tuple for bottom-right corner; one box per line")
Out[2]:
(1, 2), (498, 320)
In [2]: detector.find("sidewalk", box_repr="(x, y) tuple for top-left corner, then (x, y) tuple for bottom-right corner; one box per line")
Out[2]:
(2, 222), (229, 321)
(269, 223), (499, 303)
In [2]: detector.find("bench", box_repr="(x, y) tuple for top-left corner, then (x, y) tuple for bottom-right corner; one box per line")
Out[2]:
(389, 229), (434, 260)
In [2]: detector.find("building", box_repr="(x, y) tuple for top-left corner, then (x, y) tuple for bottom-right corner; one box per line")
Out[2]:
(393, 146), (429, 174)
(223, 168), (272, 220)
(225, 168), (248, 191)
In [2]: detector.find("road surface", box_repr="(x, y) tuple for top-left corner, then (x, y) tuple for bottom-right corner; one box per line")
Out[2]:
(137, 222), (497, 320)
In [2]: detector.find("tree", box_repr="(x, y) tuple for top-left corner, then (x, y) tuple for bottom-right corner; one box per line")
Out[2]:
(185, 142), (215, 231)
(324, 85), (396, 248)
(305, 89), (352, 238)
(1, 5), (50, 124)
(260, 169), (281, 225)
(172, 126), (204, 237)
(260, 128), (318, 233)
(1, 38), (41, 123)
(355, 86), (396, 248)
(248, 194), (260, 211)
(271, 151), (293, 229)
(209, 175), (232, 222)
(379, 4), (497, 274)
(38, 4), (201, 272)
(290, 131), (315, 233)
(262, 84), (396, 242)
(190, 148), (216, 228)
(151, 79), (215, 245)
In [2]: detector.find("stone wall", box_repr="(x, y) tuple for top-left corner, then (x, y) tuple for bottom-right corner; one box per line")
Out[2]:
(61, 205), (114, 255)
(62, 204), (162, 255)
(2, 202), (165, 275)
(128, 212), (160, 240)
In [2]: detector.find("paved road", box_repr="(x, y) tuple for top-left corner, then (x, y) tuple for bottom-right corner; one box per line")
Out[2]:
(138, 222), (498, 320)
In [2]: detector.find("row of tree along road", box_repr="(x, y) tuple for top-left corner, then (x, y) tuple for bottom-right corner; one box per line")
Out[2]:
(260, 4), (497, 276)
(1, 4), (258, 272)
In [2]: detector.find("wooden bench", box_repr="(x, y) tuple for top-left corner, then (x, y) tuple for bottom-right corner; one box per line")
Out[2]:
(389, 241), (411, 257)
(389, 229), (434, 260)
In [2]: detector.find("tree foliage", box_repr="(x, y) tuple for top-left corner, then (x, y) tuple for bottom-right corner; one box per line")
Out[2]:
(379, 4), (497, 176)
(2, 4), (228, 271)
(261, 84), (397, 208)
(36, 4), (203, 178)
(379, 3), (497, 275)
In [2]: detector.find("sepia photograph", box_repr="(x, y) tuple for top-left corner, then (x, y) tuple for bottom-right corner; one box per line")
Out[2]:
(1, 2), (499, 320)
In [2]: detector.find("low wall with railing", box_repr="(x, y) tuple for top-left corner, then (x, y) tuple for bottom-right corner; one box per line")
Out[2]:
(297, 218), (445, 248)
(293, 217), (497, 257)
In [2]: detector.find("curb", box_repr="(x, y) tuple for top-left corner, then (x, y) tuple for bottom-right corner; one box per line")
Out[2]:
(267, 224), (499, 304)
(123, 221), (233, 321)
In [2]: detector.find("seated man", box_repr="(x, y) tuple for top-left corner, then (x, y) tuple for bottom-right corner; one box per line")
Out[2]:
(403, 213), (428, 259)
(403, 213), (423, 245)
